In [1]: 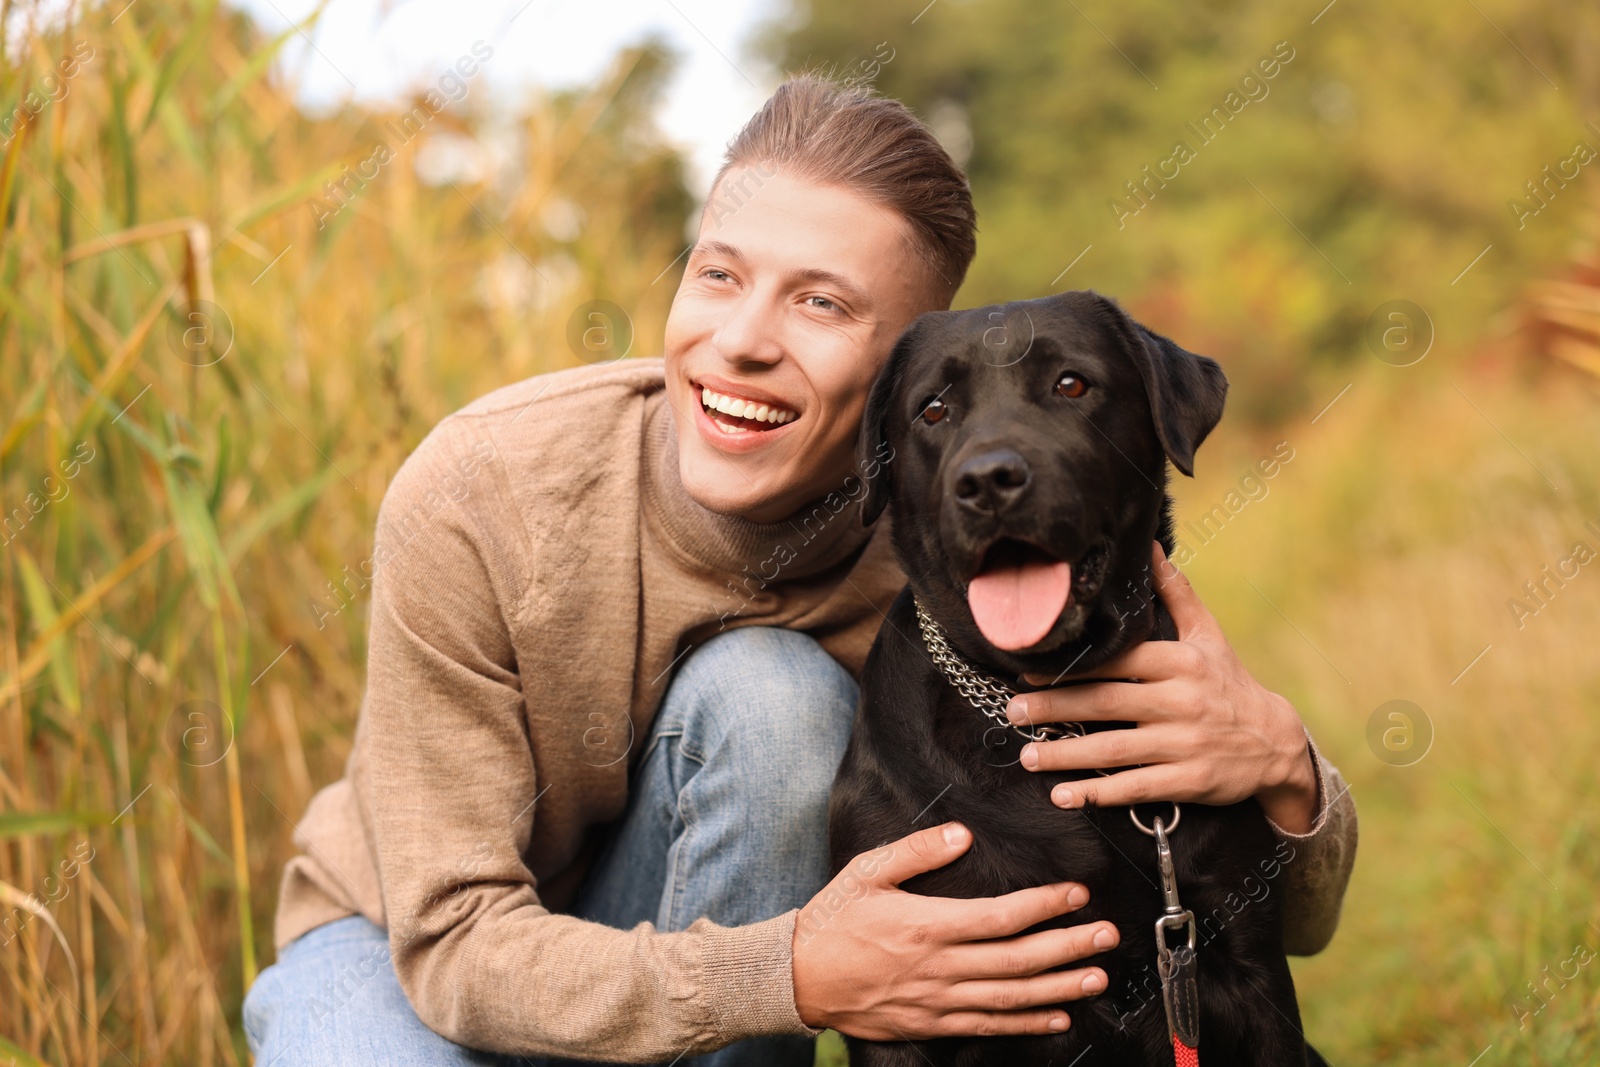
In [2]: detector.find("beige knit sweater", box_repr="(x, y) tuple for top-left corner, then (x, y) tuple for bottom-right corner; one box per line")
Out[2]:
(271, 358), (1358, 1061)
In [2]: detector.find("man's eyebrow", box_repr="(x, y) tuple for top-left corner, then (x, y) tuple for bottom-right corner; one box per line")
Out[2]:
(689, 240), (747, 264)
(790, 267), (875, 313)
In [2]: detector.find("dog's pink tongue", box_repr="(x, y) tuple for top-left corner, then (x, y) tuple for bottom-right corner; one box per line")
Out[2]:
(966, 561), (1072, 650)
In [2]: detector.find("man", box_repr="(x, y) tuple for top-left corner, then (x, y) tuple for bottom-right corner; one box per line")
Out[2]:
(244, 74), (1356, 1066)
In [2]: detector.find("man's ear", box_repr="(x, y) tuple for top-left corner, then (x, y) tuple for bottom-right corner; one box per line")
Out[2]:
(1089, 293), (1228, 477)
(857, 316), (932, 526)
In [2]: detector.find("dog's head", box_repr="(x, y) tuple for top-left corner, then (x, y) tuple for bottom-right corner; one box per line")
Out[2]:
(859, 290), (1227, 679)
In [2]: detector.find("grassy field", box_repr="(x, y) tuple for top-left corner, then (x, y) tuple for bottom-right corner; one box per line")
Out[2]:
(3, 2), (1598, 1065)
(1177, 362), (1600, 1065)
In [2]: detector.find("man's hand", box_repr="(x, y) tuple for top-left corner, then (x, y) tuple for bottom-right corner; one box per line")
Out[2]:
(791, 821), (1118, 1038)
(1007, 541), (1319, 832)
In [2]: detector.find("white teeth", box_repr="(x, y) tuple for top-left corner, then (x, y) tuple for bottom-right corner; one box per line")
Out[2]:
(698, 385), (797, 426)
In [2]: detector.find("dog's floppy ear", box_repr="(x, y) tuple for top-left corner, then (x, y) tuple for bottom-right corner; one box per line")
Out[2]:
(857, 315), (934, 526)
(1091, 293), (1228, 477)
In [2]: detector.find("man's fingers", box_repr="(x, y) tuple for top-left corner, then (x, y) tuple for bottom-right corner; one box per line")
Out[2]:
(1019, 726), (1183, 774)
(1151, 541), (1212, 639)
(955, 920), (1121, 977)
(1008, 675), (1187, 727)
(945, 880), (1092, 940)
(951, 965), (1113, 1013)
(1046, 765), (1189, 810)
(1009, 680), (1136, 727)
(926, 1008), (1074, 1038)
(858, 821), (973, 887)
(1021, 638), (1190, 688)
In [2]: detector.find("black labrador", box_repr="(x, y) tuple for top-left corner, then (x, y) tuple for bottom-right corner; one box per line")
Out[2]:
(828, 290), (1314, 1066)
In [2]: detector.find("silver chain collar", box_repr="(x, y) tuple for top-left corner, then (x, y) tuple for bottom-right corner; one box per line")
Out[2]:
(913, 597), (1086, 745)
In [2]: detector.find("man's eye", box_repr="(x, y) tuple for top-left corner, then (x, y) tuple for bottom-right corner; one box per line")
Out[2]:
(1054, 373), (1090, 399)
(703, 269), (730, 282)
(919, 398), (948, 424)
(807, 295), (838, 311)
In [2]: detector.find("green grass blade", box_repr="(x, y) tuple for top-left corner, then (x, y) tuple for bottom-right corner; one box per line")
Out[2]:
(210, 16), (314, 118)
(13, 546), (82, 715)
(0, 811), (115, 838)
(0, 1035), (56, 1067)
(222, 464), (336, 563)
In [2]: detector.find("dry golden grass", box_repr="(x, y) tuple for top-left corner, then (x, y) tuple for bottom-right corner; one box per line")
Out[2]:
(1181, 360), (1600, 1064)
(2, 3), (687, 1062)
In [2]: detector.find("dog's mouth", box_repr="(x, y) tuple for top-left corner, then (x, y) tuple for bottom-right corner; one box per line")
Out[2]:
(966, 539), (1070, 651)
(965, 539), (1111, 651)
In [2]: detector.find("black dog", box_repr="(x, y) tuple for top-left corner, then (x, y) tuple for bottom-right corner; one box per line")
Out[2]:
(828, 291), (1311, 1066)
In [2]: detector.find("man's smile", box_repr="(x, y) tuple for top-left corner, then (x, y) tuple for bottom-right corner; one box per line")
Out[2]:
(692, 375), (803, 440)
(700, 385), (799, 431)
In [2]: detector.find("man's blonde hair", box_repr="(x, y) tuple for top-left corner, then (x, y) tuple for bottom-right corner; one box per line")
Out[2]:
(713, 73), (978, 307)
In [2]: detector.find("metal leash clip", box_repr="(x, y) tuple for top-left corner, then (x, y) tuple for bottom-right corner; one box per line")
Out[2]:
(1140, 807), (1200, 1059)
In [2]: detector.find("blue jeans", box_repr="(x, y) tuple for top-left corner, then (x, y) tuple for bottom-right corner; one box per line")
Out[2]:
(243, 627), (859, 1066)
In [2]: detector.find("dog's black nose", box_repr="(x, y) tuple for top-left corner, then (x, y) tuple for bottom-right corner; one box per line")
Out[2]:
(954, 449), (1032, 512)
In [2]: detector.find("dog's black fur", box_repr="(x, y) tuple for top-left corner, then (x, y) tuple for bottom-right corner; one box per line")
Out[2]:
(827, 291), (1309, 1066)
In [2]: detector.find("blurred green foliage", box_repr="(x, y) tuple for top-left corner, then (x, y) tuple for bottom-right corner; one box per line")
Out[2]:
(763, 0), (1600, 421)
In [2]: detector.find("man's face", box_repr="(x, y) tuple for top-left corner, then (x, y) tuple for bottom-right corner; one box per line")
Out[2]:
(663, 166), (938, 523)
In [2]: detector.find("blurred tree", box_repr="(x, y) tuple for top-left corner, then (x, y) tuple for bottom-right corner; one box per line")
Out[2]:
(760, 0), (1600, 421)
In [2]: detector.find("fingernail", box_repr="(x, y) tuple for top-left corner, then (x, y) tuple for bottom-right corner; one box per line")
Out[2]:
(1053, 786), (1075, 808)
(1007, 696), (1026, 723)
(1082, 971), (1105, 994)
(1093, 927), (1116, 950)
(1066, 884), (1088, 908)
(1049, 1013), (1069, 1032)
(1020, 744), (1038, 769)
(943, 823), (968, 846)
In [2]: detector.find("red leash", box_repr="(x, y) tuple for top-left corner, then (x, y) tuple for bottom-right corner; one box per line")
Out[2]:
(1138, 805), (1201, 1065)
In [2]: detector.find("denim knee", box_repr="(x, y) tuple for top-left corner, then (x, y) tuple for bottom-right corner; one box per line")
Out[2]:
(242, 916), (503, 1067)
(674, 626), (857, 746)
(666, 626), (859, 807)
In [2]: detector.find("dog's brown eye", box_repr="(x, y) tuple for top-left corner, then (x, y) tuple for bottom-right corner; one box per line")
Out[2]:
(919, 398), (948, 424)
(1055, 373), (1089, 399)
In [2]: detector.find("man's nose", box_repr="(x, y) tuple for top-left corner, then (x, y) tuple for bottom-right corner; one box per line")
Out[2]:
(954, 449), (1032, 513)
(710, 290), (784, 366)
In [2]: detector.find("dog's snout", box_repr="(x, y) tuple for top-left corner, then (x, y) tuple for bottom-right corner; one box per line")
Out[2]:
(954, 449), (1032, 512)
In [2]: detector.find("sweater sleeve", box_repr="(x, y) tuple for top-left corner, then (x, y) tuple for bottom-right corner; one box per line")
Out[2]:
(356, 418), (812, 1061)
(1263, 731), (1358, 956)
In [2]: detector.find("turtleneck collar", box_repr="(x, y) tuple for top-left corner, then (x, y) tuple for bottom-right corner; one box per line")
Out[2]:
(641, 391), (880, 582)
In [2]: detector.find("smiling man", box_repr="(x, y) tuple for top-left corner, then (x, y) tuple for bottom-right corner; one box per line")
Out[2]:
(244, 75), (1356, 1066)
